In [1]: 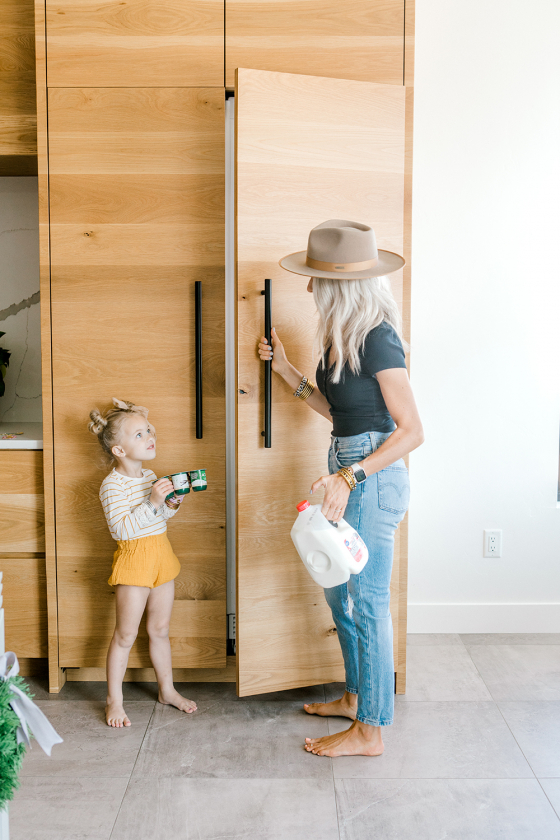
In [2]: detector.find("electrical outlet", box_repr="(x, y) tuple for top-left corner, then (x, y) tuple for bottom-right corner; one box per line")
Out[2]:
(228, 613), (236, 640)
(483, 529), (502, 558)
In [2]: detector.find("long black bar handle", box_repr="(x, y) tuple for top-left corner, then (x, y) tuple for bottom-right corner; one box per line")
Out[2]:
(195, 280), (203, 439)
(262, 279), (272, 448)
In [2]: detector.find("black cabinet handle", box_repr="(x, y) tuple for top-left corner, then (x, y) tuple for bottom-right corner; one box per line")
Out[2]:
(261, 279), (272, 448)
(195, 280), (202, 439)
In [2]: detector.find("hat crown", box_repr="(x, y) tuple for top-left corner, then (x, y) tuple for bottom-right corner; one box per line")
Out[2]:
(307, 220), (378, 266)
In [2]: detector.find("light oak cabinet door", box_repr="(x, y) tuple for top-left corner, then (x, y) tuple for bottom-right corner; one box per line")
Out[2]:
(47, 88), (226, 669)
(45, 0), (224, 87)
(235, 68), (407, 696)
(226, 0), (404, 88)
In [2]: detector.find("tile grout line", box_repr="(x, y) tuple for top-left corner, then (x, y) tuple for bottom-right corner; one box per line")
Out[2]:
(108, 700), (158, 840)
(462, 644), (546, 788)
(324, 683), (345, 840)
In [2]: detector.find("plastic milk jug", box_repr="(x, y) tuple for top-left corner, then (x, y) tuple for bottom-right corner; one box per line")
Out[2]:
(290, 501), (368, 588)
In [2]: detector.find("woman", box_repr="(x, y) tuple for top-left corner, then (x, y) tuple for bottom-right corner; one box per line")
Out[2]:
(258, 220), (424, 758)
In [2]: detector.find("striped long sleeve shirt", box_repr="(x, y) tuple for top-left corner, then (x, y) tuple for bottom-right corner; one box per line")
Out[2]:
(99, 468), (178, 542)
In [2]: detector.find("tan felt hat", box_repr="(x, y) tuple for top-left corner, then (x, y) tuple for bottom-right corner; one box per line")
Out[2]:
(279, 219), (405, 280)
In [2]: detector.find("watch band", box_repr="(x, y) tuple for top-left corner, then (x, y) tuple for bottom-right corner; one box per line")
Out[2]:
(350, 463), (367, 484)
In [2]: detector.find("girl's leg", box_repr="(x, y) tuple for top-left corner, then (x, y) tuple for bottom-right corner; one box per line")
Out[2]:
(106, 584), (150, 727)
(145, 580), (197, 713)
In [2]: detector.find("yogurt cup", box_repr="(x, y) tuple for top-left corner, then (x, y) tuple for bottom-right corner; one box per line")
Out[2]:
(188, 469), (207, 492)
(170, 471), (191, 495)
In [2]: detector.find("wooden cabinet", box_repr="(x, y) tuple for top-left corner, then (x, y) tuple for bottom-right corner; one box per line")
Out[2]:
(46, 87), (226, 673)
(33, 0), (414, 693)
(0, 451), (47, 671)
(235, 68), (408, 695)
(0, 0), (37, 175)
(225, 0), (404, 87)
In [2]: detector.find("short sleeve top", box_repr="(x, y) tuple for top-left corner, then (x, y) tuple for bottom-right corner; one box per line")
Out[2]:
(315, 321), (407, 437)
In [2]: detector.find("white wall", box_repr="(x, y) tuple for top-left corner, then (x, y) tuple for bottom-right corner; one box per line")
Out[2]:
(0, 177), (42, 423)
(408, 0), (560, 631)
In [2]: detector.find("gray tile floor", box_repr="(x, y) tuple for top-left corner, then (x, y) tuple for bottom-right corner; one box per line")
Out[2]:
(10, 634), (560, 839)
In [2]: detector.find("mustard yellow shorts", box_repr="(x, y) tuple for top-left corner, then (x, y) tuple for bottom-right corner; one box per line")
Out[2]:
(108, 532), (181, 589)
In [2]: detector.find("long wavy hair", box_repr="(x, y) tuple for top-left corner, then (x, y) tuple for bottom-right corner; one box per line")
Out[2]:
(313, 275), (408, 384)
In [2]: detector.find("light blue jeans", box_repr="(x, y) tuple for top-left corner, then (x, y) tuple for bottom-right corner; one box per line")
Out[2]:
(324, 430), (410, 726)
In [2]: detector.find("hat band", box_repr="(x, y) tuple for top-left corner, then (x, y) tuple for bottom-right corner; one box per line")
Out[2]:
(306, 256), (379, 273)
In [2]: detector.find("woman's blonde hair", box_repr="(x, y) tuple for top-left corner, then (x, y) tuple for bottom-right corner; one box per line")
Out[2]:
(88, 398), (149, 465)
(313, 275), (409, 384)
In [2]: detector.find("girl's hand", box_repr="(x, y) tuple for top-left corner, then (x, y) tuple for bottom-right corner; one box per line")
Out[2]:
(310, 473), (351, 523)
(150, 478), (174, 508)
(257, 328), (289, 375)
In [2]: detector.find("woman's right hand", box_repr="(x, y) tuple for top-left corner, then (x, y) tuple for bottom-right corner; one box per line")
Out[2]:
(257, 327), (289, 375)
(150, 478), (174, 508)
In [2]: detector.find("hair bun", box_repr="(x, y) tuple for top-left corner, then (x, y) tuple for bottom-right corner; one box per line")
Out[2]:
(112, 397), (149, 418)
(88, 408), (108, 436)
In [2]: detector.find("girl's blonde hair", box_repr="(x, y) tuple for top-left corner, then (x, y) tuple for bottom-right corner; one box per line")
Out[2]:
(88, 398), (149, 465)
(313, 275), (409, 384)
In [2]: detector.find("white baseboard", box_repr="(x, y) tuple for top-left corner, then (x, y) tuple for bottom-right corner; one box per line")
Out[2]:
(407, 604), (560, 634)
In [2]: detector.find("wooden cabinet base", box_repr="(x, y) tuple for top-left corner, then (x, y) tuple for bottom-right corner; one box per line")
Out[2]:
(65, 655), (238, 683)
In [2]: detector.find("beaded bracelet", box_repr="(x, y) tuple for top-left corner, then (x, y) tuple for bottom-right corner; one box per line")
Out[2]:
(294, 376), (315, 401)
(293, 376), (308, 398)
(337, 467), (357, 491)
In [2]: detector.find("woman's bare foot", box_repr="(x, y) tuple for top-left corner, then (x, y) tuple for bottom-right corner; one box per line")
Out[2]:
(304, 720), (384, 757)
(304, 691), (357, 720)
(158, 687), (197, 713)
(105, 700), (131, 728)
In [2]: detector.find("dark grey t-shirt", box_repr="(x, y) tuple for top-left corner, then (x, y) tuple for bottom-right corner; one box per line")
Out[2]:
(316, 321), (407, 437)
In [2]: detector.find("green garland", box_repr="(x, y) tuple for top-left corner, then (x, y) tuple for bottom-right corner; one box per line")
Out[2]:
(0, 675), (33, 810)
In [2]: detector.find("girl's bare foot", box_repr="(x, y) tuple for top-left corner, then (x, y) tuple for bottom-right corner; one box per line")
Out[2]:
(158, 687), (197, 713)
(304, 720), (384, 757)
(105, 700), (131, 728)
(304, 691), (357, 720)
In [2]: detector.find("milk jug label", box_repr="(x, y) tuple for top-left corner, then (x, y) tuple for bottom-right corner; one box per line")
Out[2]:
(344, 533), (366, 563)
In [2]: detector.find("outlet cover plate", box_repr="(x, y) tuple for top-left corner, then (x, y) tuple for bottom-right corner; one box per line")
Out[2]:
(483, 529), (502, 558)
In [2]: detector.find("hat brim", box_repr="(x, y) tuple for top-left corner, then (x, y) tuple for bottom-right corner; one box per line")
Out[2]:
(279, 249), (405, 279)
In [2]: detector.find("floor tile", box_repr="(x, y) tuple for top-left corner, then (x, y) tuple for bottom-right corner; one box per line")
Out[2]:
(468, 645), (560, 701)
(327, 702), (533, 779)
(397, 645), (492, 701)
(20, 701), (154, 777)
(461, 633), (560, 646)
(111, 777), (340, 840)
(498, 702), (560, 776)
(23, 676), (161, 702)
(336, 779), (560, 840)
(540, 779), (560, 819)
(407, 633), (464, 646)
(132, 694), (332, 779)
(9, 777), (128, 840)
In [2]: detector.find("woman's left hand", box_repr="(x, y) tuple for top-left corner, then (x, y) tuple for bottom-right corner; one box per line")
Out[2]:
(310, 473), (351, 523)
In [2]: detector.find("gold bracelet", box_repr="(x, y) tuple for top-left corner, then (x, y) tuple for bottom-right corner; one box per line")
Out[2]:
(337, 467), (357, 491)
(297, 380), (315, 401)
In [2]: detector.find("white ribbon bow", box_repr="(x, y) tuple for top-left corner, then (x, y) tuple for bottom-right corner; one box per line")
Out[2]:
(0, 652), (63, 756)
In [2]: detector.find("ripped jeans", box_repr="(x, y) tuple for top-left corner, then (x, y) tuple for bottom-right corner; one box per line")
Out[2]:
(324, 430), (410, 726)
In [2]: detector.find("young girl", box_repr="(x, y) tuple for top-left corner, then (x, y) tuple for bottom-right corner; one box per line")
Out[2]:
(88, 397), (197, 727)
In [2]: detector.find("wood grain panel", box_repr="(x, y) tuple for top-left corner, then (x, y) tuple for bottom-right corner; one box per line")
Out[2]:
(47, 87), (226, 671)
(0, 496), (45, 554)
(45, 0), (224, 87)
(66, 655), (236, 682)
(34, 0), (65, 693)
(0, 451), (43, 495)
(0, 0), (37, 164)
(236, 68), (406, 695)
(226, 0), (403, 87)
(58, 599), (225, 668)
(0, 557), (47, 657)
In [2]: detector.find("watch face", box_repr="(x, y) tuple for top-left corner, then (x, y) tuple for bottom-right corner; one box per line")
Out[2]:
(352, 465), (367, 483)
